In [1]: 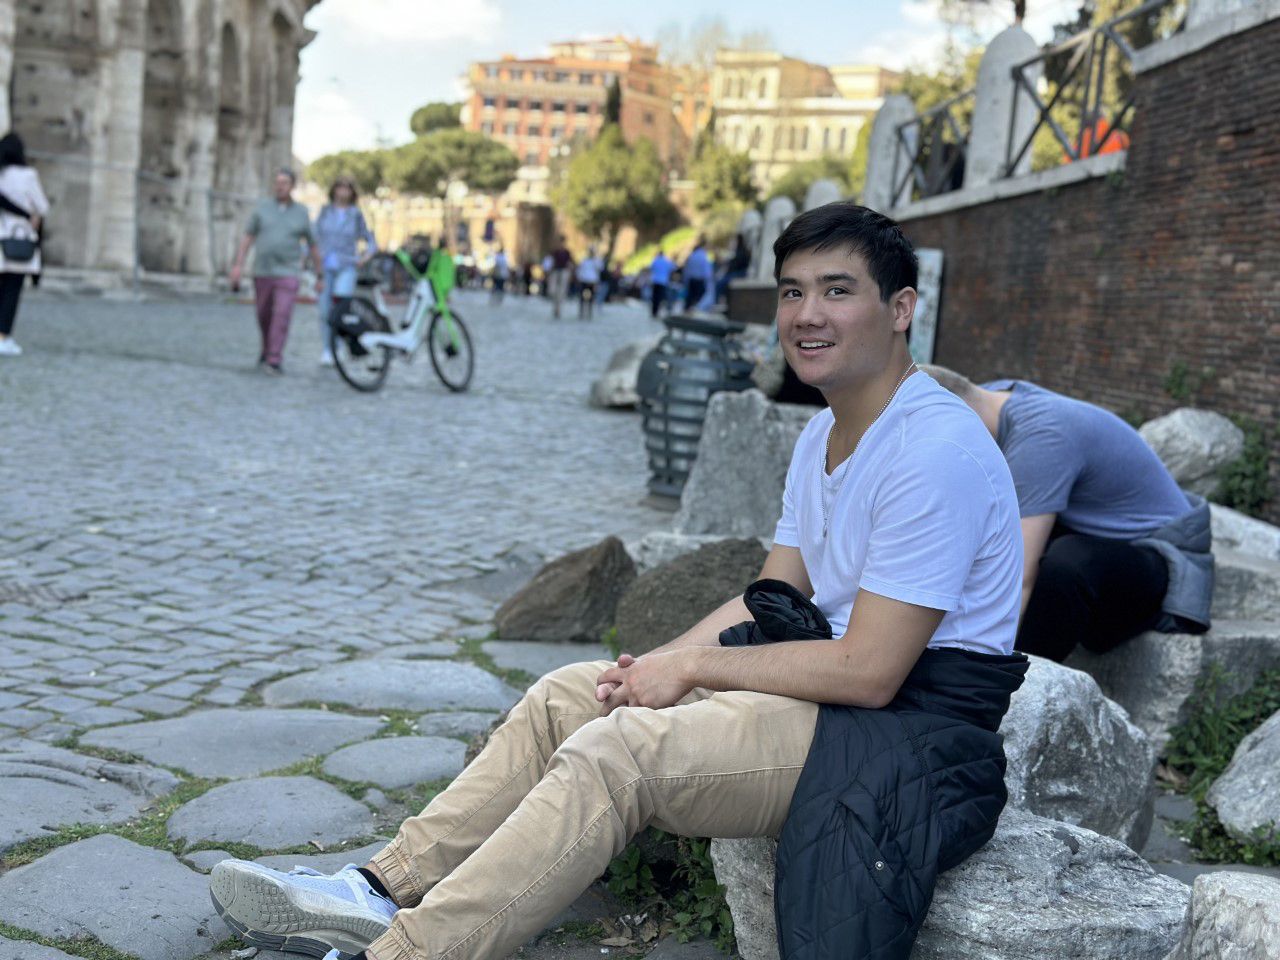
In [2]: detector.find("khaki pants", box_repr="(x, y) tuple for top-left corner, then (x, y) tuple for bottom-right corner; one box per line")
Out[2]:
(368, 660), (819, 960)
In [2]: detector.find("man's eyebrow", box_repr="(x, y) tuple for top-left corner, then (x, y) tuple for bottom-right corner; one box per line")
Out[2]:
(817, 272), (858, 284)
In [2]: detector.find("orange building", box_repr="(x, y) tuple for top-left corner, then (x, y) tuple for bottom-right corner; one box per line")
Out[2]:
(463, 37), (678, 170)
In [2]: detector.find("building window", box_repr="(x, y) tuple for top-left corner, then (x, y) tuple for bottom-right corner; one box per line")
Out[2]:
(554, 71), (570, 82)
(482, 96), (496, 108)
(485, 66), (498, 79)
(527, 125), (542, 137)
(579, 72), (593, 84)
(524, 150), (539, 165)
(822, 127), (830, 151)
(552, 101), (566, 112)
(533, 69), (546, 82)
(751, 126), (762, 149)
(800, 127), (809, 151)
(773, 127), (782, 150)
(528, 99), (543, 111)
(722, 77), (732, 97)
(758, 78), (767, 99)
(504, 122), (517, 136)
(576, 102), (591, 115)
(509, 69), (524, 81)
(551, 126), (563, 140)
(734, 126), (742, 148)
(839, 128), (847, 152)
(481, 121), (494, 135)
(643, 110), (654, 125)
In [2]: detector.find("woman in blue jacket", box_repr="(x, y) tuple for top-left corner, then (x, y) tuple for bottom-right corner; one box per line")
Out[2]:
(314, 176), (376, 366)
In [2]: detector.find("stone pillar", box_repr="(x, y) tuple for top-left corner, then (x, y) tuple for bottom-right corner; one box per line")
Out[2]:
(862, 93), (916, 214)
(802, 178), (843, 211)
(752, 195), (795, 282)
(182, 112), (217, 274)
(0, 0), (14, 133)
(1187, 0), (1254, 29)
(965, 25), (1042, 188)
(93, 45), (145, 271)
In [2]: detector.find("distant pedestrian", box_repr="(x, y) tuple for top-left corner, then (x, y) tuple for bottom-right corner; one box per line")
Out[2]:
(547, 236), (573, 318)
(229, 168), (322, 375)
(717, 233), (751, 303)
(576, 247), (604, 320)
(683, 236), (714, 311)
(649, 249), (674, 319)
(521, 261), (534, 296)
(0, 133), (49, 357)
(490, 246), (510, 304)
(313, 175), (376, 366)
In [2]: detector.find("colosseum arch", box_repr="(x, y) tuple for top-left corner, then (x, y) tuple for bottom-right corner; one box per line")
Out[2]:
(137, 0), (187, 271)
(212, 20), (247, 271)
(266, 10), (297, 174)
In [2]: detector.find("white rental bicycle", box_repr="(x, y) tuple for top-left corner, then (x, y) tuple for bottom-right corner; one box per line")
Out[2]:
(328, 249), (474, 393)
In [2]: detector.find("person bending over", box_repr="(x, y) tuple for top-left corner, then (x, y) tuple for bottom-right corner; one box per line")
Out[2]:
(922, 366), (1213, 662)
(209, 204), (1027, 960)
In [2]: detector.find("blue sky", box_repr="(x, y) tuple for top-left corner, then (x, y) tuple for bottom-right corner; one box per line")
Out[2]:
(294, 0), (1081, 161)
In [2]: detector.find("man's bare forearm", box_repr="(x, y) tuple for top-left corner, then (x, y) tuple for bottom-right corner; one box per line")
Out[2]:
(639, 594), (752, 657)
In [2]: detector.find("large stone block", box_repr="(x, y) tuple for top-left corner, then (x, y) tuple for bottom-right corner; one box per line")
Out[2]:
(1165, 871), (1280, 959)
(613, 538), (767, 655)
(710, 809), (1188, 960)
(1067, 622), (1280, 754)
(674, 390), (817, 540)
(625, 531), (768, 574)
(1213, 550), (1280, 622)
(590, 335), (662, 409)
(1211, 504), (1280, 563)
(1139, 408), (1244, 497)
(494, 536), (636, 644)
(1001, 657), (1155, 849)
(0, 739), (180, 853)
(1206, 708), (1280, 844)
(263, 660), (521, 713)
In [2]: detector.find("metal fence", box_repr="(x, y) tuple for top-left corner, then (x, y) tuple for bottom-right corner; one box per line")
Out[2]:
(892, 87), (976, 203)
(1005, 0), (1186, 174)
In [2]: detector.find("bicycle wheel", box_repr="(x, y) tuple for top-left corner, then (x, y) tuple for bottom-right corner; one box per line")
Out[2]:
(427, 309), (474, 393)
(330, 297), (393, 393)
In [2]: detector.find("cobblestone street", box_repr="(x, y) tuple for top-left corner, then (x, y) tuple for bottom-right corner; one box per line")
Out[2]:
(0, 289), (683, 960)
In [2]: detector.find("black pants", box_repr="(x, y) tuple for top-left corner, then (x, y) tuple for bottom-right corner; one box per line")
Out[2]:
(1017, 532), (1169, 662)
(650, 282), (667, 318)
(0, 272), (25, 336)
(685, 278), (707, 310)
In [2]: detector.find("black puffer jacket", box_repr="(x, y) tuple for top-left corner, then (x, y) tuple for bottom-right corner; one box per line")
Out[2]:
(721, 580), (1028, 960)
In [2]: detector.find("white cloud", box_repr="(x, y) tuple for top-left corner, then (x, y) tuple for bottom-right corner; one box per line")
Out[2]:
(305, 0), (501, 46)
(292, 87), (381, 162)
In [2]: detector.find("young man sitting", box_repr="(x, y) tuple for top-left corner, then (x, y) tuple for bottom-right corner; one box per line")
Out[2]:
(209, 204), (1028, 960)
(922, 366), (1213, 662)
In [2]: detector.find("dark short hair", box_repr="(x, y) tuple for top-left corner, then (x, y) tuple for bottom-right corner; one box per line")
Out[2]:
(275, 166), (297, 185)
(772, 201), (918, 302)
(0, 132), (27, 168)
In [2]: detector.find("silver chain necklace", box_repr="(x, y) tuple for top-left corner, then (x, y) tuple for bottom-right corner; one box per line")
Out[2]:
(820, 360), (917, 539)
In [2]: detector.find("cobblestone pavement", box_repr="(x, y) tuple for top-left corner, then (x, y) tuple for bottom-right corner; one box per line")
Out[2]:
(0, 289), (709, 960)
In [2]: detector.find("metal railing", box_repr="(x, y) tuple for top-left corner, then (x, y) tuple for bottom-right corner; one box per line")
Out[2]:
(892, 87), (976, 203)
(1005, 0), (1185, 175)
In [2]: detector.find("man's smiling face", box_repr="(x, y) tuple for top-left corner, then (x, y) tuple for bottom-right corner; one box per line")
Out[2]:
(776, 246), (904, 394)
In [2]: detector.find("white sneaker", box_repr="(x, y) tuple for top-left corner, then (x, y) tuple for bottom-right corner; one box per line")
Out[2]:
(319, 349), (335, 367)
(209, 860), (397, 958)
(0, 339), (22, 356)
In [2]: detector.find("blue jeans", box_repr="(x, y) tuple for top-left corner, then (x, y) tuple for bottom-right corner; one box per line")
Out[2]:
(317, 265), (357, 353)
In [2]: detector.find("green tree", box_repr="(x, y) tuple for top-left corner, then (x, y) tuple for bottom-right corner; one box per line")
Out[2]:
(689, 139), (756, 213)
(604, 78), (622, 127)
(766, 156), (856, 208)
(847, 121), (873, 199)
(553, 125), (678, 258)
(385, 129), (518, 197)
(409, 102), (462, 137)
(306, 150), (386, 195)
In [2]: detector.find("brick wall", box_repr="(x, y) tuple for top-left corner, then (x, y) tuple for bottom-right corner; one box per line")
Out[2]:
(902, 17), (1279, 523)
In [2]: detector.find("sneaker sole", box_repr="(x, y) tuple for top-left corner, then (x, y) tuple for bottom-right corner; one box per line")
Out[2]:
(209, 864), (387, 958)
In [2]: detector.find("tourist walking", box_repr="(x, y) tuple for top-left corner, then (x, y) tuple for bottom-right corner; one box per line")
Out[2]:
(0, 133), (49, 357)
(490, 247), (510, 305)
(575, 247), (604, 320)
(682, 236), (714, 311)
(648, 248), (674, 319)
(547, 237), (573, 319)
(313, 176), (376, 366)
(228, 168), (323, 375)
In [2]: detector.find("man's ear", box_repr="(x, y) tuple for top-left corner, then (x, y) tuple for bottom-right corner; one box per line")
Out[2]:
(890, 287), (917, 333)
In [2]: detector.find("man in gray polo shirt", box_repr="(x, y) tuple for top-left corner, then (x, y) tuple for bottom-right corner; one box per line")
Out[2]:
(924, 366), (1213, 661)
(229, 168), (323, 374)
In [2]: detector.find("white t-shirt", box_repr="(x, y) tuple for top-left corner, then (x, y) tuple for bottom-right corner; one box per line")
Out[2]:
(577, 257), (603, 284)
(773, 371), (1022, 655)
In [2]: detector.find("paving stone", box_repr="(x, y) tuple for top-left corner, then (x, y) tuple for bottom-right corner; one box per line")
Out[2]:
(482, 640), (610, 680)
(415, 711), (500, 740)
(372, 641), (463, 659)
(322, 737), (465, 789)
(61, 704), (144, 727)
(80, 708), (384, 778)
(168, 776), (375, 850)
(255, 839), (391, 873)
(113, 692), (190, 716)
(0, 708), (53, 730)
(263, 660), (522, 713)
(181, 848), (236, 873)
(0, 834), (224, 960)
(0, 936), (81, 960)
(0, 739), (180, 853)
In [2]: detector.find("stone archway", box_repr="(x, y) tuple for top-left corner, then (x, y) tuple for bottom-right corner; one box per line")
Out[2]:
(137, 0), (186, 272)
